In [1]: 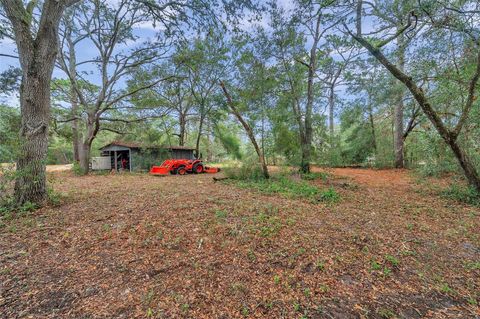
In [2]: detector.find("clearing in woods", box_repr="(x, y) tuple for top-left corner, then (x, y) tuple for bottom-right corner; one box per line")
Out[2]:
(0, 168), (479, 318)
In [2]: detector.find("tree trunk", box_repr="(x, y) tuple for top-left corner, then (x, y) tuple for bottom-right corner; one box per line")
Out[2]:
(179, 113), (186, 146)
(447, 138), (480, 191)
(301, 12), (322, 174)
(68, 30), (80, 163)
(3, 0), (71, 206)
(352, 32), (480, 192)
(14, 72), (51, 205)
(394, 31), (405, 168)
(220, 82), (269, 179)
(195, 113), (205, 158)
(300, 138), (311, 174)
(328, 85), (335, 141)
(78, 142), (91, 174)
(78, 114), (99, 175)
(368, 104), (377, 153)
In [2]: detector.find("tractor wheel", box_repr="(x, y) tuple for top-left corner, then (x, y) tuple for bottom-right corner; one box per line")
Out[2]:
(192, 163), (204, 174)
(176, 166), (187, 175)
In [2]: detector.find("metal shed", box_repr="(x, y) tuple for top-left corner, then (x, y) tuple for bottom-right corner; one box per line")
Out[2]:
(97, 141), (196, 172)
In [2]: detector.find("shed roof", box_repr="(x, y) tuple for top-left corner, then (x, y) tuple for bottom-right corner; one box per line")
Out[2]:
(100, 141), (195, 151)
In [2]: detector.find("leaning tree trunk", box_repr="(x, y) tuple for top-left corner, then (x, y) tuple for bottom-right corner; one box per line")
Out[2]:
(351, 32), (480, 192)
(447, 138), (480, 191)
(394, 31), (405, 168)
(220, 82), (269, 179)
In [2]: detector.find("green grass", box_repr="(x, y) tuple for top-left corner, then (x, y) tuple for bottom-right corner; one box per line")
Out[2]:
(441, 184), (480, 206)
(301, 171), (330, 181)
(228, 175), (340, 203)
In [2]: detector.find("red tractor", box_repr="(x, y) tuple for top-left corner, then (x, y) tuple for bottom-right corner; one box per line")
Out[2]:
(149, 159), (220, 176)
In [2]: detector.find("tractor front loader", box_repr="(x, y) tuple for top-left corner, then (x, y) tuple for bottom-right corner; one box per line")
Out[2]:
(149, 159), (220, 176)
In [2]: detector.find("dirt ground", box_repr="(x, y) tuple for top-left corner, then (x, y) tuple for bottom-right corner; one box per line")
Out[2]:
(0, 168), (479, 318)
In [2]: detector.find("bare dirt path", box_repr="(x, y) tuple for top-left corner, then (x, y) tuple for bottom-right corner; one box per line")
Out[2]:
(0, 169), (478, 318)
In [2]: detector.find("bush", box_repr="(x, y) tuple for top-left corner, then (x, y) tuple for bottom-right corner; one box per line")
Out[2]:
(0, 163), (15, 206)
(223, 157), (265, 180)
(72, 161), (84, 175)
(441, 184), (480, 206)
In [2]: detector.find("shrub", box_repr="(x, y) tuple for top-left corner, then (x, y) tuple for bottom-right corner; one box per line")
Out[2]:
(441, 184), (480, 206)
(72, 161), (84, 175)
(223, 158), (264, 180)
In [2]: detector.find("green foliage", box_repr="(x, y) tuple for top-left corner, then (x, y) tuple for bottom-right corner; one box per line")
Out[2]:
(318, 187), (340, 203)
(232, 175), (319, 199)
(223, 157), (265, 180)
(72, 161), (83, 175)
(214, 123), (242, 160)
(441, 184), (480, 206)
(301, 172), (329, 181)
(214, 210), (228, 220)
(0, 105), (20, 163)
(254, 210), (282, 237)
(385, 254), (399, 267)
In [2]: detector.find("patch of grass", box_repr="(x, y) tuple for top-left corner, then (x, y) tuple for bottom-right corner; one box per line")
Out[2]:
(439, 283), (454, 294)
(229, 175), (319, 199)
(382, 266), (392, 276)
(180, 303), (190, 312)
(19, 201), (37, 213)
(318, 187), (340, 203)
(319, 284), (329, 293)
(441, 184), (480, 206)
(315, 260), (325, 271)
(214, 210), (228, 220)
(303, 288), (311, 297)
(229, 175), (341, 204)
(467, 296), (478, 306)
(370, 260), (382, 271)
(47, 188), (64, 206)
(465, 261), (480, 270)
(156, 230), (164, 240)
(252, 209), (282, 238)
(301, 171), (329, 181)
(293, 302), (301, 312)
(247, 249), (256, 262)
(377, 307), (396, 318)
(241, 305), (249, 317)
(385, 254), (400, 267)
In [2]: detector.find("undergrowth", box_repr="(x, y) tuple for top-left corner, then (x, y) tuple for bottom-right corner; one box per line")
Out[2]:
(441, 184), (480, 206)
(225, 171), (340, 203)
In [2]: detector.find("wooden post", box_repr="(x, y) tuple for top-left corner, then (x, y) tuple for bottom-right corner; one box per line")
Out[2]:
(114, 150), (117, 171)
